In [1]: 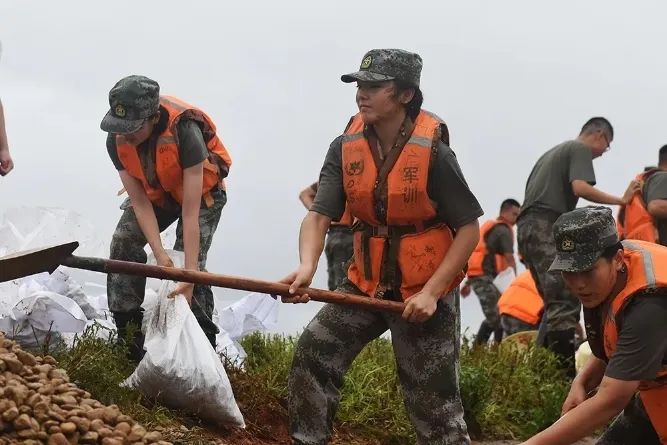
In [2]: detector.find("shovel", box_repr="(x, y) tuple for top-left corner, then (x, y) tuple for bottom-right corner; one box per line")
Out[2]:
(0, 241), (406, 314)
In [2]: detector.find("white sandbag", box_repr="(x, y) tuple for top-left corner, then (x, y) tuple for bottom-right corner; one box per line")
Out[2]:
(575, 340), (593, 374)
(123, 281), (245, 428)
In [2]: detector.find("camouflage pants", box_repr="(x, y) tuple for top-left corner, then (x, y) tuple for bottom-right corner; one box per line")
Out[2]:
(517, 211), (580, 333)
(288, 281), (470, 445)
(500, 314), (538, 337)
(468, 275), (501, 334)
(596, 394), (660, 444)
(107, 189), (226, 341)
(324, 226), (353, 291)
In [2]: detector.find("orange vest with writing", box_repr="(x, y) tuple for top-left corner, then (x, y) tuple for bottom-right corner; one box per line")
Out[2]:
(599, 240), (667, 443)
(497, 270), (543, 325)
(467, 219), (512, 278)
(617, 170), (658, 243)
(116, 96), (232, 208)
(341, 110), (464, 300)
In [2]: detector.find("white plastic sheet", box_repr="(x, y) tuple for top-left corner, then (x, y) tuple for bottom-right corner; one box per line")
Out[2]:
(123, 282), (245, 428)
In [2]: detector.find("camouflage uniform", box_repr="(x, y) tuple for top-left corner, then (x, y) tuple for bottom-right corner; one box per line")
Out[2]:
(288, 49), (472, 445)
(108, 191), (225, 349)
(323, 226), (353, 291)
(467, 276), (502, 344)
(101, 75), (227, 358)
(500, 314), (537, 337)
(288, 282), (469, 445)
(517, 210), (579, 376)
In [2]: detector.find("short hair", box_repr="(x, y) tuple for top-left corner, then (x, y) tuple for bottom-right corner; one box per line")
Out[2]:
(659, 145), (667, 166)
(500, 198), (521, 212)
(600, 242), (624, 261)
(393, 80), (424, 120)
(580, 117), (614, 140)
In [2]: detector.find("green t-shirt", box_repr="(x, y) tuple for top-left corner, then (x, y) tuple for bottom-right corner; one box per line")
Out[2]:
(521, 140), (596, 215)
(482, 223), (514, 277)
(643, 171), (667, 245)
(106, 105), (209, 180)
(604, 291), (667, 381)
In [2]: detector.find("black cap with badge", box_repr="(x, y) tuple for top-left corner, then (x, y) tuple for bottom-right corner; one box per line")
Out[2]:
(549, 206), (620, 273)
(100, 75), (160, 135)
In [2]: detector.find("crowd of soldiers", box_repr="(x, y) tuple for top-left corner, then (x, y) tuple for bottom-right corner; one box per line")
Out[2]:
(2, 45), (665, 444)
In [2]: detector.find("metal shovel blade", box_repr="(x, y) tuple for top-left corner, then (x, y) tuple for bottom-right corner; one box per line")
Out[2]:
(0, 241), (79, 282)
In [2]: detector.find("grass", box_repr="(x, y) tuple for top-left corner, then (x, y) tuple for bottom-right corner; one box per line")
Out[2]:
(237, 333), (570, 442)
(33, 324), (569, 444)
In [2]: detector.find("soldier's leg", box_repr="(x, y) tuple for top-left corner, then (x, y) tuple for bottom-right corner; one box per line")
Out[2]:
(289, 297), (387, 445)
(500, 314), (537, 337)
(469, 277), (502, 345)
(108, 199), (176, 361)
(596, 395), (660, 445)
(387, 290), (470, 445)
(518, 214), (579, 376)
(174, 189), (226, 348)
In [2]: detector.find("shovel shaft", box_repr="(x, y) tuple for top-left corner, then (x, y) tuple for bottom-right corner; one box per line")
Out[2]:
(62, 255), (406, 314)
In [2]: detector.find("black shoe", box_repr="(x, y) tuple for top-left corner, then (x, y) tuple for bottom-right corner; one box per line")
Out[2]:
(113, 310), (145, 364)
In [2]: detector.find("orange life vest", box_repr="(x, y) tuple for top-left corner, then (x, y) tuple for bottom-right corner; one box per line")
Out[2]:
(341, 110), (464, 300)
(116, 96), (232, 208)
(467, 219), (513, 278)
(589, 240), (667, 443)
(617, 170), (659, 243)
(497, 270), (543, 325)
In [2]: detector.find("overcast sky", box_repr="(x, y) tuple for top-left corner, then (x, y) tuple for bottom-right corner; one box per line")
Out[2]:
(2, 0), (667, 335)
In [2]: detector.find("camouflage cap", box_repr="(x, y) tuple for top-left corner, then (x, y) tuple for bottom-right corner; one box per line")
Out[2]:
(341, 49), (422, 87)
(549, 206), (620, 273)
(100, 75), (160, 134)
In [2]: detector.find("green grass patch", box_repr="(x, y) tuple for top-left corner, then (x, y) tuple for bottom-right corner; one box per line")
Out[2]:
(41, 325), (569, 443)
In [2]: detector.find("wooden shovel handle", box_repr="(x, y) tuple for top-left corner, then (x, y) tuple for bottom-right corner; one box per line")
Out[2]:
(63, 255), (406, 314)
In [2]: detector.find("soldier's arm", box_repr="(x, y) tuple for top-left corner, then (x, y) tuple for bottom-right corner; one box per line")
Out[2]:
(647, 199), (667, 218)
(119, 170), (166, 260)
(0, 99), (14, 176)
(571, 179), (639, 206)
(522, 376), (638, 445)
(298, 183), (317, 210)
(181, 162), (204, 272)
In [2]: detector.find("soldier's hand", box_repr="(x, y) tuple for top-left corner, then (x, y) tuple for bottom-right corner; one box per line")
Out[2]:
(561, 381), (587, 416)
(460, 283), (471, 298)
(168, 282), (194, 305)
(402, 290), (439, 323)
(278, 265), (315, 304)
(155, 251), (174, 269)
(621, 179), (641, 204)
(0, 149), (14, 176)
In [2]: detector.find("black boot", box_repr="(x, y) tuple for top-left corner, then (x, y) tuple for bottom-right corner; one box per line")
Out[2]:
(113, 310), (145, 364)
(545, 328), (576, 379)
(493, 326), (504, 344)
(475, 321), (494, 346)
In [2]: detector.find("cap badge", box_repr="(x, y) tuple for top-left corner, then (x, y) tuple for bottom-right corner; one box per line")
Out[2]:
(561, 238), (575, 252)
(114, 104), (126, 118)
(361, 55), (372, 69)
